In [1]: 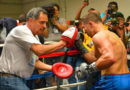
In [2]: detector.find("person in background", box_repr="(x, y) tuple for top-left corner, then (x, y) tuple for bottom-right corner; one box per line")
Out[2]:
(100, 1), (122, 24)
(107, 12), (125, 40)
(43, 3), (68, 88)
(18, 13), (27, 25)
(116, 15), (125, 41)
(101, 1), (125, 40)
(123, 16), (130, 68)
(0, 7), (67, 90)
(0, 17), (17, 55)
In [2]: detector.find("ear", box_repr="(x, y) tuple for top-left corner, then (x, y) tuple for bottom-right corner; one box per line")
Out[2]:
(89, 21), (94, 26)
(29, 18), (33, 22)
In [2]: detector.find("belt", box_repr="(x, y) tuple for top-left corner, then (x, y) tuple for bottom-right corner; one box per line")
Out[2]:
(0, 72), (18, 77)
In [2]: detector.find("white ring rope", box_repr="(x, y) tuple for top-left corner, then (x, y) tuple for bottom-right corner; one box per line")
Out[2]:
(0, 44), (4, 47)
(34, 81), (87, 90)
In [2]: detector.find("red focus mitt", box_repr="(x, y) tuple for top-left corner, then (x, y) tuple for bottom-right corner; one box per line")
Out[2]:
(61, 27), (78, 48)
(52, 62), (73, 78)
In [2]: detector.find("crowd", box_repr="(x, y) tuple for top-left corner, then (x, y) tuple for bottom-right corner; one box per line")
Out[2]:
(0, 1), (130, 90)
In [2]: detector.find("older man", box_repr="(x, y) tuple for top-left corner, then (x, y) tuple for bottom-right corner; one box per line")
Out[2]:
(0, 7), (67, 90)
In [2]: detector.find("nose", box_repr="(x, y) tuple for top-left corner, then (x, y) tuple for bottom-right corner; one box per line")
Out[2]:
(43, 23), (47, 29)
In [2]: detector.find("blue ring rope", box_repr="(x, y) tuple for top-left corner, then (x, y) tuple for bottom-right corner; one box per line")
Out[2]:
(26, 72), (54, 80)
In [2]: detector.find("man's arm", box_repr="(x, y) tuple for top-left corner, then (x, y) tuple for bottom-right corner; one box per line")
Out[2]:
(54, 22), (68, 32)
(31, 40), (67, 56)
(52, 17), (68, 32)
(35, 60), (52, 71)
(101, 9), (109, 24)
(75, 1), (88, 20)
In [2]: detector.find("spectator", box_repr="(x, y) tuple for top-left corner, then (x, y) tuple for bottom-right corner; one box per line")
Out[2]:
(123, 16), (130, 68)
(0, 17), (17, 55)
(107, 12), (125, 40)
(18, 13), (27, 25)
(101, 1), (126, 40)
(0, 7), (67, 90)
(100, 1), (122, 24)
(0, 17), (17, 36)
(116, 15), (125, 41)
(42, 3), (68, 87)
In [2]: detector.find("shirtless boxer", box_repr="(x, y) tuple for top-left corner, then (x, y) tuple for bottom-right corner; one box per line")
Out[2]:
(75, 13), (130, 90)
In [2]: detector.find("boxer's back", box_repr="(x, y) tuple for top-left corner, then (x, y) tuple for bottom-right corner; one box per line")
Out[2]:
(99, 31), (129, 75)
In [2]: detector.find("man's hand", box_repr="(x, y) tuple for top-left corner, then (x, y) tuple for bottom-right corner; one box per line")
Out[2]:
(82, 0), (89, 8)
(51, 16), (57, 25)
(105, 9), (109, 15)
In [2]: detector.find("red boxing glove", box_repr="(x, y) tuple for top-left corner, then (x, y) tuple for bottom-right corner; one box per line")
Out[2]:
(61, 27), (78, 48)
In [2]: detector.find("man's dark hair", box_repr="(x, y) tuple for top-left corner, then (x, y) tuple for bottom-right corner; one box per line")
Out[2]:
(117, 13), (124, 18)
(126, 16), (130, 22)
(88, 8), (95, 12)
(81, 13), (102, 24)
(108, 1), (118, 9)
(52, 3), (60, 11)
(18, 13), (26, 23)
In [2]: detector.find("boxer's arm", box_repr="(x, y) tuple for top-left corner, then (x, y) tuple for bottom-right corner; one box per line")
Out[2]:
(92, 34), (116, 70)
(74, 35), (96, 62)
(83, 49), (97, 63)
(75, 37), (89, 55)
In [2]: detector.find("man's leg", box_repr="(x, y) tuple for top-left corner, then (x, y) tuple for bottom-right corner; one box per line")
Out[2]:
(0, 76), (29, 90)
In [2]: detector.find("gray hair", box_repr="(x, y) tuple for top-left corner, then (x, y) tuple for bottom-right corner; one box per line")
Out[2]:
(26, 7), (47, 21)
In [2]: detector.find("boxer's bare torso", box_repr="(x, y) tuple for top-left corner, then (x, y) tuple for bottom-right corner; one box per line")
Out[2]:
(93, 30), (129, 75)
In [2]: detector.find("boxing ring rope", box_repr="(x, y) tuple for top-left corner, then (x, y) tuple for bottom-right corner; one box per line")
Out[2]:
(35, 50), (87, 90)
(0, 44), (4, 47)
(30, 50), (87, 90)
(26, 50), (80, 80)
(35, 81), (87, 90)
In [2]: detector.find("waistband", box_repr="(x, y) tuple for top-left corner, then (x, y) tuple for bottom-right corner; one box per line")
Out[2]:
(101, 73), (130, 79)
(0, 72), (20, 78)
